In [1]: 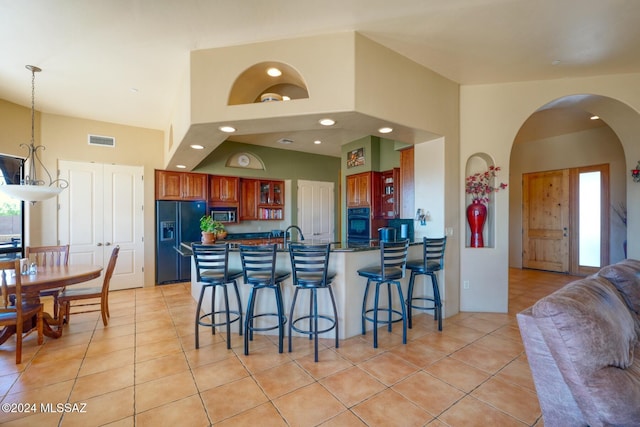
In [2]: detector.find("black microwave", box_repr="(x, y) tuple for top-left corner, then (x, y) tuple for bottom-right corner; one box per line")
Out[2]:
(210, 208), (237, 223)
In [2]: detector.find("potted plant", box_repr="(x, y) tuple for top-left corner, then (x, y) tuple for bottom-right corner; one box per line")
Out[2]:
(215, 221), (227, 240)
(199, 215), (218, 244)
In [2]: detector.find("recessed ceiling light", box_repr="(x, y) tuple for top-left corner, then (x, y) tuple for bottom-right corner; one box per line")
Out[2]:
(319, 118), (335, 126)
(190, 144), (204, 150)
(590, 115), (600, 120)
(278, 138), (293, 144)
(176, 164), (186, 169)
(219, 125), (236, 133)
(267, 67), (282, 77)
(314, 140), (322, 145)
(378, 127), (393, 134)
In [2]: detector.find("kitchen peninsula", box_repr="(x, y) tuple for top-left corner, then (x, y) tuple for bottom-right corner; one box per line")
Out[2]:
(182, 239), (423, 339)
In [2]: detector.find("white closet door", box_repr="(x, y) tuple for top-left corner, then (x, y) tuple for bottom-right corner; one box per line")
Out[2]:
(297, 180), (334, 243)
(58, 160), (144, 290)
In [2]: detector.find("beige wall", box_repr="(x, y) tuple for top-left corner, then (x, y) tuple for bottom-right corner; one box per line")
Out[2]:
(460, 73), (640, 312)
(177, 32), (464, 317)
(0, 99), (164, 287)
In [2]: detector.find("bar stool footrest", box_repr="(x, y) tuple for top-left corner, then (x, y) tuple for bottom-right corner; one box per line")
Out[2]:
(363, 307), (405, 326)
(408, 296), (438, 311)
(247, 312), (287, 333)
(198, 310), (242, 329)
(291, 314), (337, 336)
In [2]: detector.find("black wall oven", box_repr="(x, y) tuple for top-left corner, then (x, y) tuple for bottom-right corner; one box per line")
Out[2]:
(347, 207), (371, 242)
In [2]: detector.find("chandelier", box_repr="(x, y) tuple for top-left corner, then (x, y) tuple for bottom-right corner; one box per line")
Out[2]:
(0, 65), (68, 203)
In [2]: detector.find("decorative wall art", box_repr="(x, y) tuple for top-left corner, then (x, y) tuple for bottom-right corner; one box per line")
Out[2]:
(347, 147), (365, 168)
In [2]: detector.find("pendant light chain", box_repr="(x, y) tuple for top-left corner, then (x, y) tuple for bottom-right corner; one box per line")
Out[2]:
(0, 65), (67, 203)
(22, 65), (68, 190)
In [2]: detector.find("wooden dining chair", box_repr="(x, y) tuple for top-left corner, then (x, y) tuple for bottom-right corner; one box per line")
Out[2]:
(57, 246), (119, 328)
(0, 259), (44, 364)
(25, 244), (70, 319)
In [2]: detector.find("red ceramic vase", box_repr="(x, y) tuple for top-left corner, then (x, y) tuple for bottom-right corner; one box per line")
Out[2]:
(467, 199), (487, 248)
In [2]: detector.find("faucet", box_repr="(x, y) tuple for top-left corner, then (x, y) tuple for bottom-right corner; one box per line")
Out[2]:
(284, 225), (305, 249)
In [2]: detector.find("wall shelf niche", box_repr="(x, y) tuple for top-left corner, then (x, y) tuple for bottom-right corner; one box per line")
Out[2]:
(465, 153), (502, 249)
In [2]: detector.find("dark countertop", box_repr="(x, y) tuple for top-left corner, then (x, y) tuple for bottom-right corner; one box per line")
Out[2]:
(179, 238), (420, 256)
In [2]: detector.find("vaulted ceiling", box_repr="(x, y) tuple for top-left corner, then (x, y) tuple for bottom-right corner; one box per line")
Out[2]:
(1, 0), (638, 156)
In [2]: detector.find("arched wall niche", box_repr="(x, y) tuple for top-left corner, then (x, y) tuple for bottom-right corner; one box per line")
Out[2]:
(465, 152), (500, 248)
(228, 61), (309, 105)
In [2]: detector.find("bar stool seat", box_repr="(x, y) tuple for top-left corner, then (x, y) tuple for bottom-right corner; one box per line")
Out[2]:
(240, 244), (290, 355)
(288, 243), (339, 362)
(406, 237), (447, 331)
(358, 240), (409, 348)
(192, 243), (243, 349)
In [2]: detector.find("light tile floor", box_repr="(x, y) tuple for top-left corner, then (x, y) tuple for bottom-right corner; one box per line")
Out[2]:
(0, 268), (578, 426)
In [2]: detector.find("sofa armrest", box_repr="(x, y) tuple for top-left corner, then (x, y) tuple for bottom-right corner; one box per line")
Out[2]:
(517, 308), (587, 426)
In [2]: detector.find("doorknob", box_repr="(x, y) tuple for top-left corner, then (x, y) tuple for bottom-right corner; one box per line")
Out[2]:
(97, 243), (103, 246)
(105, 242), (112, 246)
(563, 227), (568, 237)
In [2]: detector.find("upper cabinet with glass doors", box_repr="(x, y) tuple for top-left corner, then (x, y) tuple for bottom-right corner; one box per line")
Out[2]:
(258, 180), (284, 220)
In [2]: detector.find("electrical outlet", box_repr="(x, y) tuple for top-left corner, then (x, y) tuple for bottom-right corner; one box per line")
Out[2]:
(445, 227), (453, 236)
(463, 280), (470, 289)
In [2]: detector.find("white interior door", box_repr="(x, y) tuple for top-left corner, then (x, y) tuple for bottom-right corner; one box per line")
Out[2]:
(58, 161), (144, 290)
(298, 180), (334, 242)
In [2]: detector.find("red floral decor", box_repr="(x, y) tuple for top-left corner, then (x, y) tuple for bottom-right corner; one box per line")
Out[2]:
(465, 165), (508, 204)
(465, 166), (507, 247)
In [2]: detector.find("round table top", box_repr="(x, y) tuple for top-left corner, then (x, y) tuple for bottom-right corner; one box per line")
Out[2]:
(6, 264), (103, 294)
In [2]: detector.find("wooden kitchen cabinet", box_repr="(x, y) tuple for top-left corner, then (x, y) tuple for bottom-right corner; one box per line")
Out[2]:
(239, 178), (259, 220)
(400, 146), (414, 219)
(239, 178), (285, 221)
(376, 168), (400, 219)
(209, 175), (239, 206)
(258, 180), (284, 220)
(155, 170), (208, 201)
(346, 172), (372, 207)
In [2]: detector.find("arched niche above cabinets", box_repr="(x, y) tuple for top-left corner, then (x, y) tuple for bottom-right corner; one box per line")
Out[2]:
(228, 61), (309, 105)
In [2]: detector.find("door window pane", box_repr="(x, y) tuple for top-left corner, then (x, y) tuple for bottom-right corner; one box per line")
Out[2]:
(0, 155), (23, 260)
(579, 171), (600, 267)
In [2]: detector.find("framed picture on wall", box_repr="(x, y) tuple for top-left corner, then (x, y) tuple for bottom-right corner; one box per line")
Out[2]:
(347, 147), (365, 168)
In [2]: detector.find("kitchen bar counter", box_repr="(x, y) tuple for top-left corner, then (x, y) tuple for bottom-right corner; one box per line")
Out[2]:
(180, 239), (420, 255)
(186, 239), (426, 340)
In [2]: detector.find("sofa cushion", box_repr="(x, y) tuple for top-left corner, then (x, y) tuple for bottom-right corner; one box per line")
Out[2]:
(597, 258), (640, 314)
(532, 276), (640, 425)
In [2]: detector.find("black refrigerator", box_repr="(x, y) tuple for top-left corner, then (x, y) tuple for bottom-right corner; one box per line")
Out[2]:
(156, 200), (206, 284)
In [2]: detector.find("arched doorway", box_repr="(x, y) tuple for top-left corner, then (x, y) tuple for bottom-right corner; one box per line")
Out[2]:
(509, 94), (632, 275)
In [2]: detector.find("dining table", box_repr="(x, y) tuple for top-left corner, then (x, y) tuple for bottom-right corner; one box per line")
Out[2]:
(0, 264), (103, 341)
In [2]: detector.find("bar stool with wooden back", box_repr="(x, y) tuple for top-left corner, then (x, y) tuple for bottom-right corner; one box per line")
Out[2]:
(288, 243), (339, 362)
(0, 259), (43, 364)
(239, 244), (290, 355)
(406, 237), (447, 331)
(191, 243), (243, 349)
(357, 239), (409, 348)
(25, 244), (69, 319)
(57, 246), (119, 328)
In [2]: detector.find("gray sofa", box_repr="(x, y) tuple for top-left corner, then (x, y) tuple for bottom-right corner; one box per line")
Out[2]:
(517, 259), (640, 427)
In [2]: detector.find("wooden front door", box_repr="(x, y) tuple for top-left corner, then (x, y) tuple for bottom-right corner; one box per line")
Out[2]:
(522, 169), (570, 273)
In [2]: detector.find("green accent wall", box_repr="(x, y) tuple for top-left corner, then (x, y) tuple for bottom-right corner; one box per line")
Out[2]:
(193, 140), (341, 228)
(341, 136), (401, 175)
